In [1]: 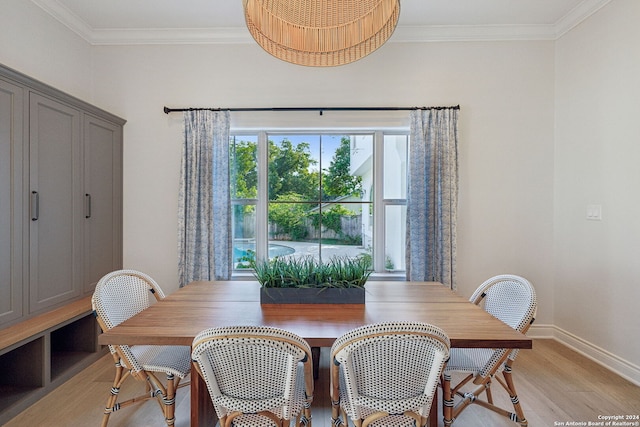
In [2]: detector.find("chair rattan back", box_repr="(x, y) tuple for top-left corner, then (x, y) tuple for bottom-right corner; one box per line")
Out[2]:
(330, 321), (450, 427)
(191, 326), (314, 427)
(468, 274), (537, 377)
(92, 269), (164, 373)
(471, 274), (537, 332)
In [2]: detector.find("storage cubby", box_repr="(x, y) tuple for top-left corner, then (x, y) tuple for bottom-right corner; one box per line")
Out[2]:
(0, 304), (106, 424)
(50, 313), (99, 381)
(0, 337), (45, 415)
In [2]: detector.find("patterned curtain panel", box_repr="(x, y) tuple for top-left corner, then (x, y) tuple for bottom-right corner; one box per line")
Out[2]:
(406, 108), (459, 289)
(178, 110), (231, 287)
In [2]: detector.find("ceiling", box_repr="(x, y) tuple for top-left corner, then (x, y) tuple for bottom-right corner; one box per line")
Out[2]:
(32, 0), (611, 45)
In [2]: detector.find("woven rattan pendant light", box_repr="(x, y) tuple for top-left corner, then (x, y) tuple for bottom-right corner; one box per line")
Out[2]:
(243, 0), (400, 67)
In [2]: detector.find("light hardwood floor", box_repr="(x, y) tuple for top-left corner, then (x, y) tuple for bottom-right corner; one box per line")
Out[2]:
(5, 339), (640, 427)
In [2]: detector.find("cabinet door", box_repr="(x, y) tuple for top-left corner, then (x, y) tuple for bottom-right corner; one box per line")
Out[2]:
(0, 79), (24, 326)
(83, 114), (123, 293)
(29, 93), (82, 312)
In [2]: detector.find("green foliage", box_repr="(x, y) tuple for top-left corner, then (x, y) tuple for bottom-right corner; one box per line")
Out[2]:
(385, 255), (395, 271)
(308, 204), (354, 236)
(268, 139), (319, 201)
(230, 139), (257, 199)
(323, 136), (362, 199)
(268, 193), (308, 240)
(357, 251), (373, 270)
(254, 256), (372, 289)
(235, 249), (256, 269)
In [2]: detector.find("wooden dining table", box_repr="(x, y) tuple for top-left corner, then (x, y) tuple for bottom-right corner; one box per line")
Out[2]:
(98, 280), (532, 427)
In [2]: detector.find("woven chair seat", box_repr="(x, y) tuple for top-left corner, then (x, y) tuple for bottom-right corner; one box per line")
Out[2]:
(445, 348), (499, 377)
(128, 345), (191, 379)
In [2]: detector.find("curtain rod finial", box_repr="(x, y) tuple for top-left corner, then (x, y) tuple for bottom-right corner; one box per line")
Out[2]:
(163, 106), (171, 114)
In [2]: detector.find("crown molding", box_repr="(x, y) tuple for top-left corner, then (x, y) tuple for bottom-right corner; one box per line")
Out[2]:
(553, 0), (612, 38)
(90, 28), (251, 46)
(391, 24), (557, 42)
(32, 0), (612, 45)
(31, 0), (251, 45)
(32, 0), (94, 43)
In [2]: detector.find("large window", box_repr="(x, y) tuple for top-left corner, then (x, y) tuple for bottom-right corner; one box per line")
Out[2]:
(230, 131), (407, 274)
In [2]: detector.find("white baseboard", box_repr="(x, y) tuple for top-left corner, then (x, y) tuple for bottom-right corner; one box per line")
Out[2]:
(527, 323), (556, 339)
(528, 324), (640, 387)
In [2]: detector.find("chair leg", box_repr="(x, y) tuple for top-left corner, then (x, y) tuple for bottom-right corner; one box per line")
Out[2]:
(498, 364), (528, 426)
(101, 358), (129, 427)
(101, 360), (186, 427)
(163, 373), (177, 426)
(143, 371), (182, 426)
(144, 372), (183, 426)
(331, 398), (343, 426)
(311, 347), (321, 379)
(298, 400), (312, 427)
(442, 373), (454, 427)
(447, 365), (529, 427)
(331, 406), (349, 427)
(484, 379), (494, 404)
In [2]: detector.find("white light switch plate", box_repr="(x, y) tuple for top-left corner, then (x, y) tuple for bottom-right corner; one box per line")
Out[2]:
(586, 204), (602, 220)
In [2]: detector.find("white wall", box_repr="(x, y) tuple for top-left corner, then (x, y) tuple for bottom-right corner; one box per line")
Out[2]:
(555, 0), (640, 375)
(0, 0), (93, 102)
(89, 41), (556, 329)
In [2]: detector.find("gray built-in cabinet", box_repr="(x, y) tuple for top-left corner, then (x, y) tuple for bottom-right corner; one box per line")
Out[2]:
(0, 63), (124, 326)
(0, 64), (124, 422)
(1, 76), (24, 326)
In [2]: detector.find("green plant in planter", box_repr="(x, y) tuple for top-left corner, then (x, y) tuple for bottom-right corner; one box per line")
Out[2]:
(253, 256), (371, 289)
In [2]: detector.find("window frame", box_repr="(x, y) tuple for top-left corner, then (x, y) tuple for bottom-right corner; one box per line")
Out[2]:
(230, 129), (408, 278)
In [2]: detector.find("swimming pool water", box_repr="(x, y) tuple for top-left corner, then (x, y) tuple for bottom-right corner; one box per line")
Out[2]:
(233, 243), (295, 260)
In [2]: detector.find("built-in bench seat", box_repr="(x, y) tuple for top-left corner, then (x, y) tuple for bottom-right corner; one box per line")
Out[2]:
(0, 297), (106, 424)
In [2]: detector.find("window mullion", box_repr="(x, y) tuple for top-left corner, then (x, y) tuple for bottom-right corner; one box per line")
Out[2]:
(373, 130), (385, 272)
(256, 131), (269, 263)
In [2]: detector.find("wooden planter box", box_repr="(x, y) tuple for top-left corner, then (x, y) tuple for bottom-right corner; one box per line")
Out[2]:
(260, 287), (365, 304)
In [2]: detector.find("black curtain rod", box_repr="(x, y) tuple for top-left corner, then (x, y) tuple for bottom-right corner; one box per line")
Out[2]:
(163, 105), (459, 115)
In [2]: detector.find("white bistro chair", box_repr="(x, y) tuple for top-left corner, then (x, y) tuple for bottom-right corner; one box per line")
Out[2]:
(191, 325), (315, 427)
(330, 321), (450, 427)
(442, 274), (537, 426)
(92, 269), (191, 427)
